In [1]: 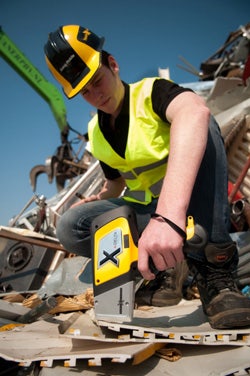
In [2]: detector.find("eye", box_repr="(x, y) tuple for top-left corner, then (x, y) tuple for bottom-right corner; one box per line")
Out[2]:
(81, 88), (89, 96)
(93, 78), (102, 87)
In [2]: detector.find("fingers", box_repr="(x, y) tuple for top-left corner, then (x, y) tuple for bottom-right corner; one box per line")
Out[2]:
(83, 194), (98, 203)
(137, 222), (185, 280)
(138, 250), (156, 281)
(70, 194), (98, 208)
(138, 248), (181, 280)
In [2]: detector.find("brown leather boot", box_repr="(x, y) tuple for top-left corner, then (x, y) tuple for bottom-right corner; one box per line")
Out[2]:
(188, 242), (250, 329)
(135, 260), (189, 307)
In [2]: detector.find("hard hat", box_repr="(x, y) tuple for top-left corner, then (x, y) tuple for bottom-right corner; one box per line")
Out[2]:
(44, 25), (105, 98)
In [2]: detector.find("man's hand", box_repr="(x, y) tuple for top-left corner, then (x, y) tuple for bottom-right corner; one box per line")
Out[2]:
(70, 176), (126, 209)
(138, 217), (185, 280)
(70, 194), (99, 208)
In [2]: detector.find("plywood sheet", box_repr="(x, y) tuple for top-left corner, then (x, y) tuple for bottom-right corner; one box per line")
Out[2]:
(96, 299), (250, 346)
(39, 345), (250, 376)
(0, 316), (161, 367)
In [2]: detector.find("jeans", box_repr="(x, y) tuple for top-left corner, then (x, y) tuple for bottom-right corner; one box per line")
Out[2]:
(56, 116), (232, 258)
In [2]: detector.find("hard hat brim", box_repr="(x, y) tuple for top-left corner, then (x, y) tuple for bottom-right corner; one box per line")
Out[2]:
(65, 46), (103, 98)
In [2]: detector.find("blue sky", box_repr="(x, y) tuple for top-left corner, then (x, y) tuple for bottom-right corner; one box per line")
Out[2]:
(0, 0), (249, 225)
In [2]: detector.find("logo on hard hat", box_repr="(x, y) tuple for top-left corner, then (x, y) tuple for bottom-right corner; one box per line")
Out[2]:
(82, 28), (91, 41)
(60, 54), (75, 72)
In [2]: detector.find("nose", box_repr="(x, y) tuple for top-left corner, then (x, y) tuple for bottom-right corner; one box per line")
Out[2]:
(92, 86), (103, 99)
(80, 86), (103, 105)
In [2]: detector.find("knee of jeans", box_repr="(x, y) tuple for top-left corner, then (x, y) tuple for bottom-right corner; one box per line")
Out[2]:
(55, 211), (91, 258)
(56, 213), (73, 246)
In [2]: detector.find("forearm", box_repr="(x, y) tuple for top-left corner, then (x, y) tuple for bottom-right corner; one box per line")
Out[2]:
(138, 91), (211, 279)
(157, 94), (210, 225)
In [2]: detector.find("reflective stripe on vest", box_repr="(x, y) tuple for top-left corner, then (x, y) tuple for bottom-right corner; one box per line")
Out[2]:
(123, 178), (164, 202)
(120, 156), (167, 201)
(121, 157), (168, 179)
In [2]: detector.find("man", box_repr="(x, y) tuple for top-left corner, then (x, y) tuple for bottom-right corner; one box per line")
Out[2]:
(44, 25), (250, 329)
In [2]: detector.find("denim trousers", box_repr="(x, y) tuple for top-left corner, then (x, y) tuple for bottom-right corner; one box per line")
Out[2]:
(56, 116), (232, 258)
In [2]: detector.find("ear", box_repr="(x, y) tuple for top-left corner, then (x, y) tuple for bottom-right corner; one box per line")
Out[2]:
(108, 55), (119, 72)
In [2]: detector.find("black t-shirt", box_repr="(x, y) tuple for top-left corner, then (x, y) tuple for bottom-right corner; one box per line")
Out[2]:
(96, 79), (193, 180)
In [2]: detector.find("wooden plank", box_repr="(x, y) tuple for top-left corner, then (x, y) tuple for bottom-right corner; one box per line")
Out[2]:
(0, 226), (67, 252)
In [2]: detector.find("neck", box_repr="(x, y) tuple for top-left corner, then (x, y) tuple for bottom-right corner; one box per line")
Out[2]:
(112, 80), (125, 119)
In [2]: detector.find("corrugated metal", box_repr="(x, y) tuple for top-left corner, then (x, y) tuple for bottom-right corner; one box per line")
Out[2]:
(226, 115), (250, 199)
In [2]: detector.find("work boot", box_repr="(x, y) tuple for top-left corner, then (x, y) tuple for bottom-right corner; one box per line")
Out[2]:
(187, 242), (250, 329)
(135, 260), (189, 307)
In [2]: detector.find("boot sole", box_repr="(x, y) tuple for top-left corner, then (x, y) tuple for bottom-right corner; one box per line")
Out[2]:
(208, 308), (250, 329)
(135, 295), (182, 307)
(151, 296), (182, 307)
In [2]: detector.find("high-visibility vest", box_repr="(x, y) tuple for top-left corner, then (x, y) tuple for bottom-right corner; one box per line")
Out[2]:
(88, 77), (170, 204)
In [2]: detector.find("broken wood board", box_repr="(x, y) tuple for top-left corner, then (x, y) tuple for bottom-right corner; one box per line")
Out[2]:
(0, 298), (30, 321)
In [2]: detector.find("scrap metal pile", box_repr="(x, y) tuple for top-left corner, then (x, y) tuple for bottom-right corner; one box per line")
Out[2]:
(0, 22), (250, 376)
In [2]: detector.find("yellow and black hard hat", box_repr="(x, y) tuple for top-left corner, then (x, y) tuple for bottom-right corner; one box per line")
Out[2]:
(44, 25), (105, 98)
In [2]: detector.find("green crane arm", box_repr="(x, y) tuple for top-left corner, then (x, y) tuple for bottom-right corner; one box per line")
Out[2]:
(0, 26), (67, 132)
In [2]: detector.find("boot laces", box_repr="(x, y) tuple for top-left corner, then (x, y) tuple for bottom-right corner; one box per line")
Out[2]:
(206, 265), (237, 293)
(160, 268), (175, 290)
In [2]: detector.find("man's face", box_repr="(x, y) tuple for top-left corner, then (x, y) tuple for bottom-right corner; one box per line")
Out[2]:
(80, 57), (124, 116)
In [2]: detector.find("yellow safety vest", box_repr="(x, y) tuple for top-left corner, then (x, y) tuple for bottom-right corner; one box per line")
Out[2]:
(88, 77), (170, 204)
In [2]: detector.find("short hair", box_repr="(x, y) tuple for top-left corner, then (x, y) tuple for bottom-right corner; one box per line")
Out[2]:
(101, 50), (111, 68)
